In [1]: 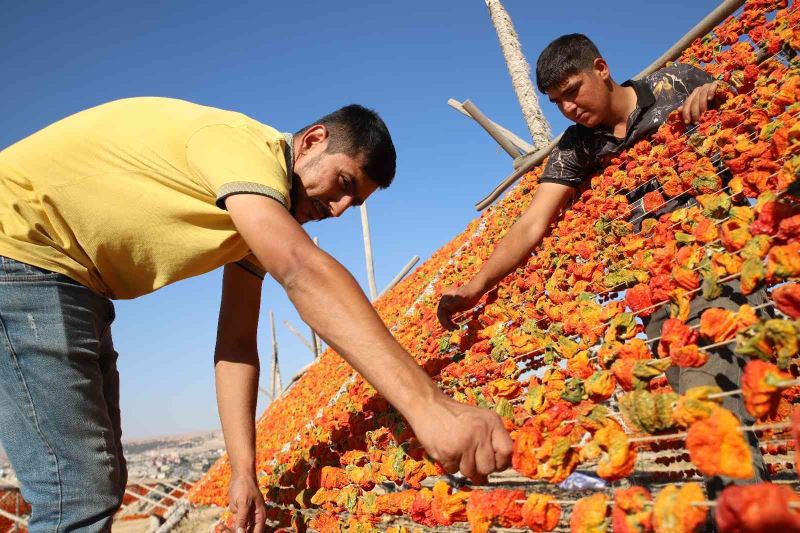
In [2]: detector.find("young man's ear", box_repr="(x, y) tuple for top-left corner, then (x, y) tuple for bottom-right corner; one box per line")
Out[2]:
(297, 124), (329, 158)
(592, 57), (611, 82)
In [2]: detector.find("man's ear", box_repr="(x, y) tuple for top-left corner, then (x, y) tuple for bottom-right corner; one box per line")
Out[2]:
(297, 124), (329, 157)
(593, 57), (610, 82)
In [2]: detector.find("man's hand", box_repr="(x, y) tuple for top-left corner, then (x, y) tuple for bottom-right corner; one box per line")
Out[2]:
(436, 183), (574, 331)
(437, 284), (481, 331)
(225, 195), (516, 484)
(679, 81), (721, 124)
(410, 395), (513, 484)
(228, 474), (267, 533)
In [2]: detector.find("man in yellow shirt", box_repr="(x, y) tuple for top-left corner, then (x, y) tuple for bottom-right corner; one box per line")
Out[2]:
(0, 98), (512, 532)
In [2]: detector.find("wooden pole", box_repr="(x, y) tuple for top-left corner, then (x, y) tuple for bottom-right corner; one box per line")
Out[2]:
(461, 100), (522, 158)
(269, 311), (282, 397)
(310, 237), (322, 358)
(635, 0), (746, 79)
(283, 320), (316, 355)
(359, 204), (378, 300)
(448, 99), (534, 154)
(485, 0), (552, 148)
(378, 256), (420, 298)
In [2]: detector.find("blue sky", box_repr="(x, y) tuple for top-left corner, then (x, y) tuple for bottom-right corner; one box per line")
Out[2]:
(1, 0), (722, 439)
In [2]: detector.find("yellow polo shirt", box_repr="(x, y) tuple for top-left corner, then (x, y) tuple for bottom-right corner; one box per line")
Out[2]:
(0, 97), (292, 299)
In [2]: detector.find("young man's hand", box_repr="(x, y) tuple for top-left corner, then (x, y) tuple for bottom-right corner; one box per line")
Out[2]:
(228, 474), (267, 533)
(410, 395), (513, 484)
(436, 182), (575, 331)
(437, 284), (482, 331)
(679, 80), (721, 124)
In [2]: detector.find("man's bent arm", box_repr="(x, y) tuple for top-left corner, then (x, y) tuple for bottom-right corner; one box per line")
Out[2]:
(214, 263), (266, 532)
(215, 263), (261, 476)
(225, 194), (513, 483)
(438, 182), (575, 329)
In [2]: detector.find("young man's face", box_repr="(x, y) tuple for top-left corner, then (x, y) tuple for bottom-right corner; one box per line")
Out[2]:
(545, 58), (612, 128)
(290, 125), (378, 225)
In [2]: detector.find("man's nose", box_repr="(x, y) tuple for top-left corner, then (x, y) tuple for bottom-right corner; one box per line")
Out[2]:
(561, 101), (577, 115)
(330, 196), (354, 218)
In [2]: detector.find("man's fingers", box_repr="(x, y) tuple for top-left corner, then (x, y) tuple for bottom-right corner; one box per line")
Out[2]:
(492, 425), (514, 471)
(690, 90), (702, 123)
(440, 456), (460, 475)
(459, 447), (477, 482)
(682, 93), (694, 124)
(437, 304), (456, 331)
(235, 498), (252, 533)
(696, 94), (708, 120)
(707, 82), (717, 101)
(253, 502), (267, 533)
(475, 439), (497, 480)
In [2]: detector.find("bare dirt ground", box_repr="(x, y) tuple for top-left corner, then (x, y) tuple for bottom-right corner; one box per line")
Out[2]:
(172, 506), (224, 533)
(112, 517), (159, 533)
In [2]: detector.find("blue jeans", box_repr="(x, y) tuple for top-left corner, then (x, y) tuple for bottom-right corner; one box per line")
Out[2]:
(0, 256), (126, 532)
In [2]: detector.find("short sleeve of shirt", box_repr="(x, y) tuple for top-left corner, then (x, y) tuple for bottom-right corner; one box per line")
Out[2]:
(539, 126), (595, 187)
(649, 63), (715, 100)
(186, 124), (291, 211)
(236, 253), (267, 279)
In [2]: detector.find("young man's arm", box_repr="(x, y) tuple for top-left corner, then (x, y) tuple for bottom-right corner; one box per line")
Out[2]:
(224, 194), (514, 480)
(437, 182), (575, 330)
(215, 263), (267, 533)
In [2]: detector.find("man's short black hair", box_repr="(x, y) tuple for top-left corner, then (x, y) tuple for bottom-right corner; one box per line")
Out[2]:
(536, 34), (602, 93)
(296, 105), (396, 189)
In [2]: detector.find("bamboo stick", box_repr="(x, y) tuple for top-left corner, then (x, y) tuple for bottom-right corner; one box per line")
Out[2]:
(378, 256), (420, 299)
(270, 310), (282, 397)
(283, 320), (316, 355)
(461, 99), (523, 157)
(448, 99), (534, 154)
(360, 205), (378, 300)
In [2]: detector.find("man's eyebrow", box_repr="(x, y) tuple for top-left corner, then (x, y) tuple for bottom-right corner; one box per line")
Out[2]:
(549, 81), (580, 103)
(345, 172), (365, 205)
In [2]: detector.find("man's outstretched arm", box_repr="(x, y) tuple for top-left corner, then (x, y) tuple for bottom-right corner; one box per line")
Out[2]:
(437, 182), (575, 330)
(225, 193), (514, 484)
(215, 263), (267, 533)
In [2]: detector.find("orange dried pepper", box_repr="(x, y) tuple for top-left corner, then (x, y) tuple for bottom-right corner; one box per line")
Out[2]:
(773, 282), (800, 318)
(686, 408), (754, 479)
(653, 483), (706, 533)
(520, 493), (562, 532)
(741, 360), (792, 418)
(612, 486), (652, 533)
(570, 493), (609, 533)
(715, 483), (800, 533)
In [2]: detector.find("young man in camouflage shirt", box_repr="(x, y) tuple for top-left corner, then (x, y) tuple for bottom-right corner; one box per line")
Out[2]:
(437, 34), (768, 495)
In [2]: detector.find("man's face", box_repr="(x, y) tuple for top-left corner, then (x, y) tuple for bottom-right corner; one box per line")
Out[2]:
(545, 59), (611, 128)
(290, 125), (379, 225)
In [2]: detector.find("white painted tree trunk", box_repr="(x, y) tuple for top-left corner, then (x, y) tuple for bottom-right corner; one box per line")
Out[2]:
(485, 0), (551, 149)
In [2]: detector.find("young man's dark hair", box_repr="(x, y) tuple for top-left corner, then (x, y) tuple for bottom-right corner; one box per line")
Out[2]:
(296, 104), (396, 189)
(535, 33), (602, 93)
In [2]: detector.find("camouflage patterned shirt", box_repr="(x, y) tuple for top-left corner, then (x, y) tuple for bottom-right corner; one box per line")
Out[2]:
(540, 63), (714, 188)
